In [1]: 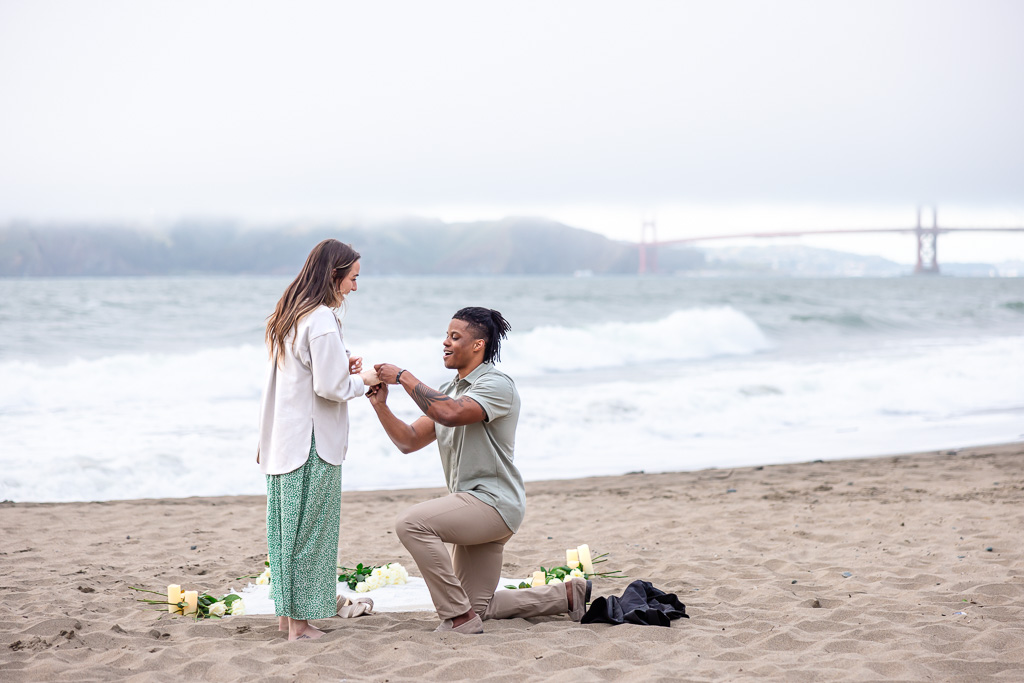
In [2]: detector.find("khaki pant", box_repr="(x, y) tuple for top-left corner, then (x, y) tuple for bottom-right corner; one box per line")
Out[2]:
(396, 493), (569, 621)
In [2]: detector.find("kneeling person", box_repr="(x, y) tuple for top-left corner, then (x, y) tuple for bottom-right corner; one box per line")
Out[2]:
(368, 307), (589, 633)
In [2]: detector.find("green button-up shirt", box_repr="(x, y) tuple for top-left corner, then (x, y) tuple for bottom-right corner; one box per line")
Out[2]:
(435, 362), (526, 533)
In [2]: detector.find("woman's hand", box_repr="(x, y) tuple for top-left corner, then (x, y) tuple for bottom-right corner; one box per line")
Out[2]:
(359, 368), (382, 386)
(349, 356), (363, 374)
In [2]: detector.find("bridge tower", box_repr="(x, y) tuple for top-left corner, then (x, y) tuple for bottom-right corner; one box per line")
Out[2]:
(638, 218), (658, 274)
(914, 206), (940, 275)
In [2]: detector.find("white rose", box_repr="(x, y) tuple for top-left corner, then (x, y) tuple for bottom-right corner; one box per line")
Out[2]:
(355, 582), (369, 593)
(229, 600), (246, 616)
(548, 577), (562, 585)
(366, 575), (383, 590)
(256, 571), (270, 585)
(383, 563), (403, 580)
(208, 601), (227, 617)
(570, 568), (585, 579)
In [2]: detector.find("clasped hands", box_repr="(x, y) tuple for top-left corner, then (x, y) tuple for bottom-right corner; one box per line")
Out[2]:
(350, 357), (403, 395)
(350, 356), (380, 387)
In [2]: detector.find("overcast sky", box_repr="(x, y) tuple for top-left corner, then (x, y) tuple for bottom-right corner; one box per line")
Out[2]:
(1, 0), (1022, 263)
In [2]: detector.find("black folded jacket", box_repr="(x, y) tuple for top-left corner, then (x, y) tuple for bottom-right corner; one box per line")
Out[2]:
(581, 579), (689, 627)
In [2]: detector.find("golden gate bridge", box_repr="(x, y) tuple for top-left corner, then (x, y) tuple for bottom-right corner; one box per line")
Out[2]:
(637, 208), (1024, 275)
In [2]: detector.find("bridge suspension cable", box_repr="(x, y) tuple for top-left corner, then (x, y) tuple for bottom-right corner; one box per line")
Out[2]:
(635, 207), (1024, 275)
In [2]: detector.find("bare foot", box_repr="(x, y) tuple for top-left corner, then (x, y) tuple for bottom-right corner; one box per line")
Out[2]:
(289, 625), (325, 641)
(288, 620), (326, 641)
(278, 616), (288, 632)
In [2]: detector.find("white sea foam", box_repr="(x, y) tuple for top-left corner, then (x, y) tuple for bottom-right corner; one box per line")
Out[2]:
(503, 307), (771, 373)
(510, 335), (1024, 481)
(0, 310), (1022, 502)
(0, 346), (268, 502)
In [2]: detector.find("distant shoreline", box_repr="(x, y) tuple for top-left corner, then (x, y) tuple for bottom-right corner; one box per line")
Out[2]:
(9, 219), (1013, 277)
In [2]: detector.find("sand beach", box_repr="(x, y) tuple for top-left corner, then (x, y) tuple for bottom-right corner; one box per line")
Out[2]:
(2, 442), (1023, 682)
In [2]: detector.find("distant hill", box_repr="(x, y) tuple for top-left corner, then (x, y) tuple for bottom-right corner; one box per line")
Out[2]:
(0, 218), (705, 277)
(3, 220), (1010, 278)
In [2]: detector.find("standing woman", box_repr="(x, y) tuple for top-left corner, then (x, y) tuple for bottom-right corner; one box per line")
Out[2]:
(258, 239), (379, 641)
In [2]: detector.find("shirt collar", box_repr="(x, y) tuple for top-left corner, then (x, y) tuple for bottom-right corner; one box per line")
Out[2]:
(457, 362), (493, 386)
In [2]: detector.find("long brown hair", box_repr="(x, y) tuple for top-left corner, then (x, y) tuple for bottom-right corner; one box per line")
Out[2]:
(265, 239), (360, 367)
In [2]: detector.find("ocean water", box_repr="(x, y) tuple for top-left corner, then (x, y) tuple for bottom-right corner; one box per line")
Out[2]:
(1, 275), (1022, 502)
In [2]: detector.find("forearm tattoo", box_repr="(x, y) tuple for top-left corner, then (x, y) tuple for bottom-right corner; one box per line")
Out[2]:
(411, 383), (451, 414)
(411, 382), (478, 417)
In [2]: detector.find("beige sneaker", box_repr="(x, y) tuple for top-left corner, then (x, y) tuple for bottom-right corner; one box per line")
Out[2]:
(434, 614), (484, 634)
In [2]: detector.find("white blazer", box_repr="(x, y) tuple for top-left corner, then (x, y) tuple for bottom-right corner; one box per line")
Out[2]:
(258, 305), (365, 475)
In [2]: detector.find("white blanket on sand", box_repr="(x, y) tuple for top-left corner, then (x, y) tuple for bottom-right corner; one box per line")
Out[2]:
(236, 577), (522, 614)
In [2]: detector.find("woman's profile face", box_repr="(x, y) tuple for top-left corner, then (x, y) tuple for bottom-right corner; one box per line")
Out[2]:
(336, 259), (360, 298)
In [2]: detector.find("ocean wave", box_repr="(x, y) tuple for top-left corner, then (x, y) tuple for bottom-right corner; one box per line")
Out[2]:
(0, 307), (768, 415)
(502, 308), (770, 373)
(1, 333), (1022, 502)
(349, 307), (771, 377)
(789, 313), (874, 329)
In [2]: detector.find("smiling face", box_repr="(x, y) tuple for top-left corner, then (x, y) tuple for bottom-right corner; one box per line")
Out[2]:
(335, 259), (360, 299)
(443, 318), (485, 376)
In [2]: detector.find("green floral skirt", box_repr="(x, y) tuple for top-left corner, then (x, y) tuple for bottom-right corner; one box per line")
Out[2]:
(266, 432), (341, 620)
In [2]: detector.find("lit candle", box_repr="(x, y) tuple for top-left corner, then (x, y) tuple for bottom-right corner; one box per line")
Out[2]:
(531, 571), (547, 587)
(183, 590), (199, 616)
(566, 549), (579, 568)
(167, 584), (182, 614)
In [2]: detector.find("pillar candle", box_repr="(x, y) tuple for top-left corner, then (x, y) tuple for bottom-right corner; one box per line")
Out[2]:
(167, 584), (182, 614)
(531, 571), (547, 587)
(183, 590), (199, 616)
(577, 544), (594, 575)
(566, 549), (579, 568)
